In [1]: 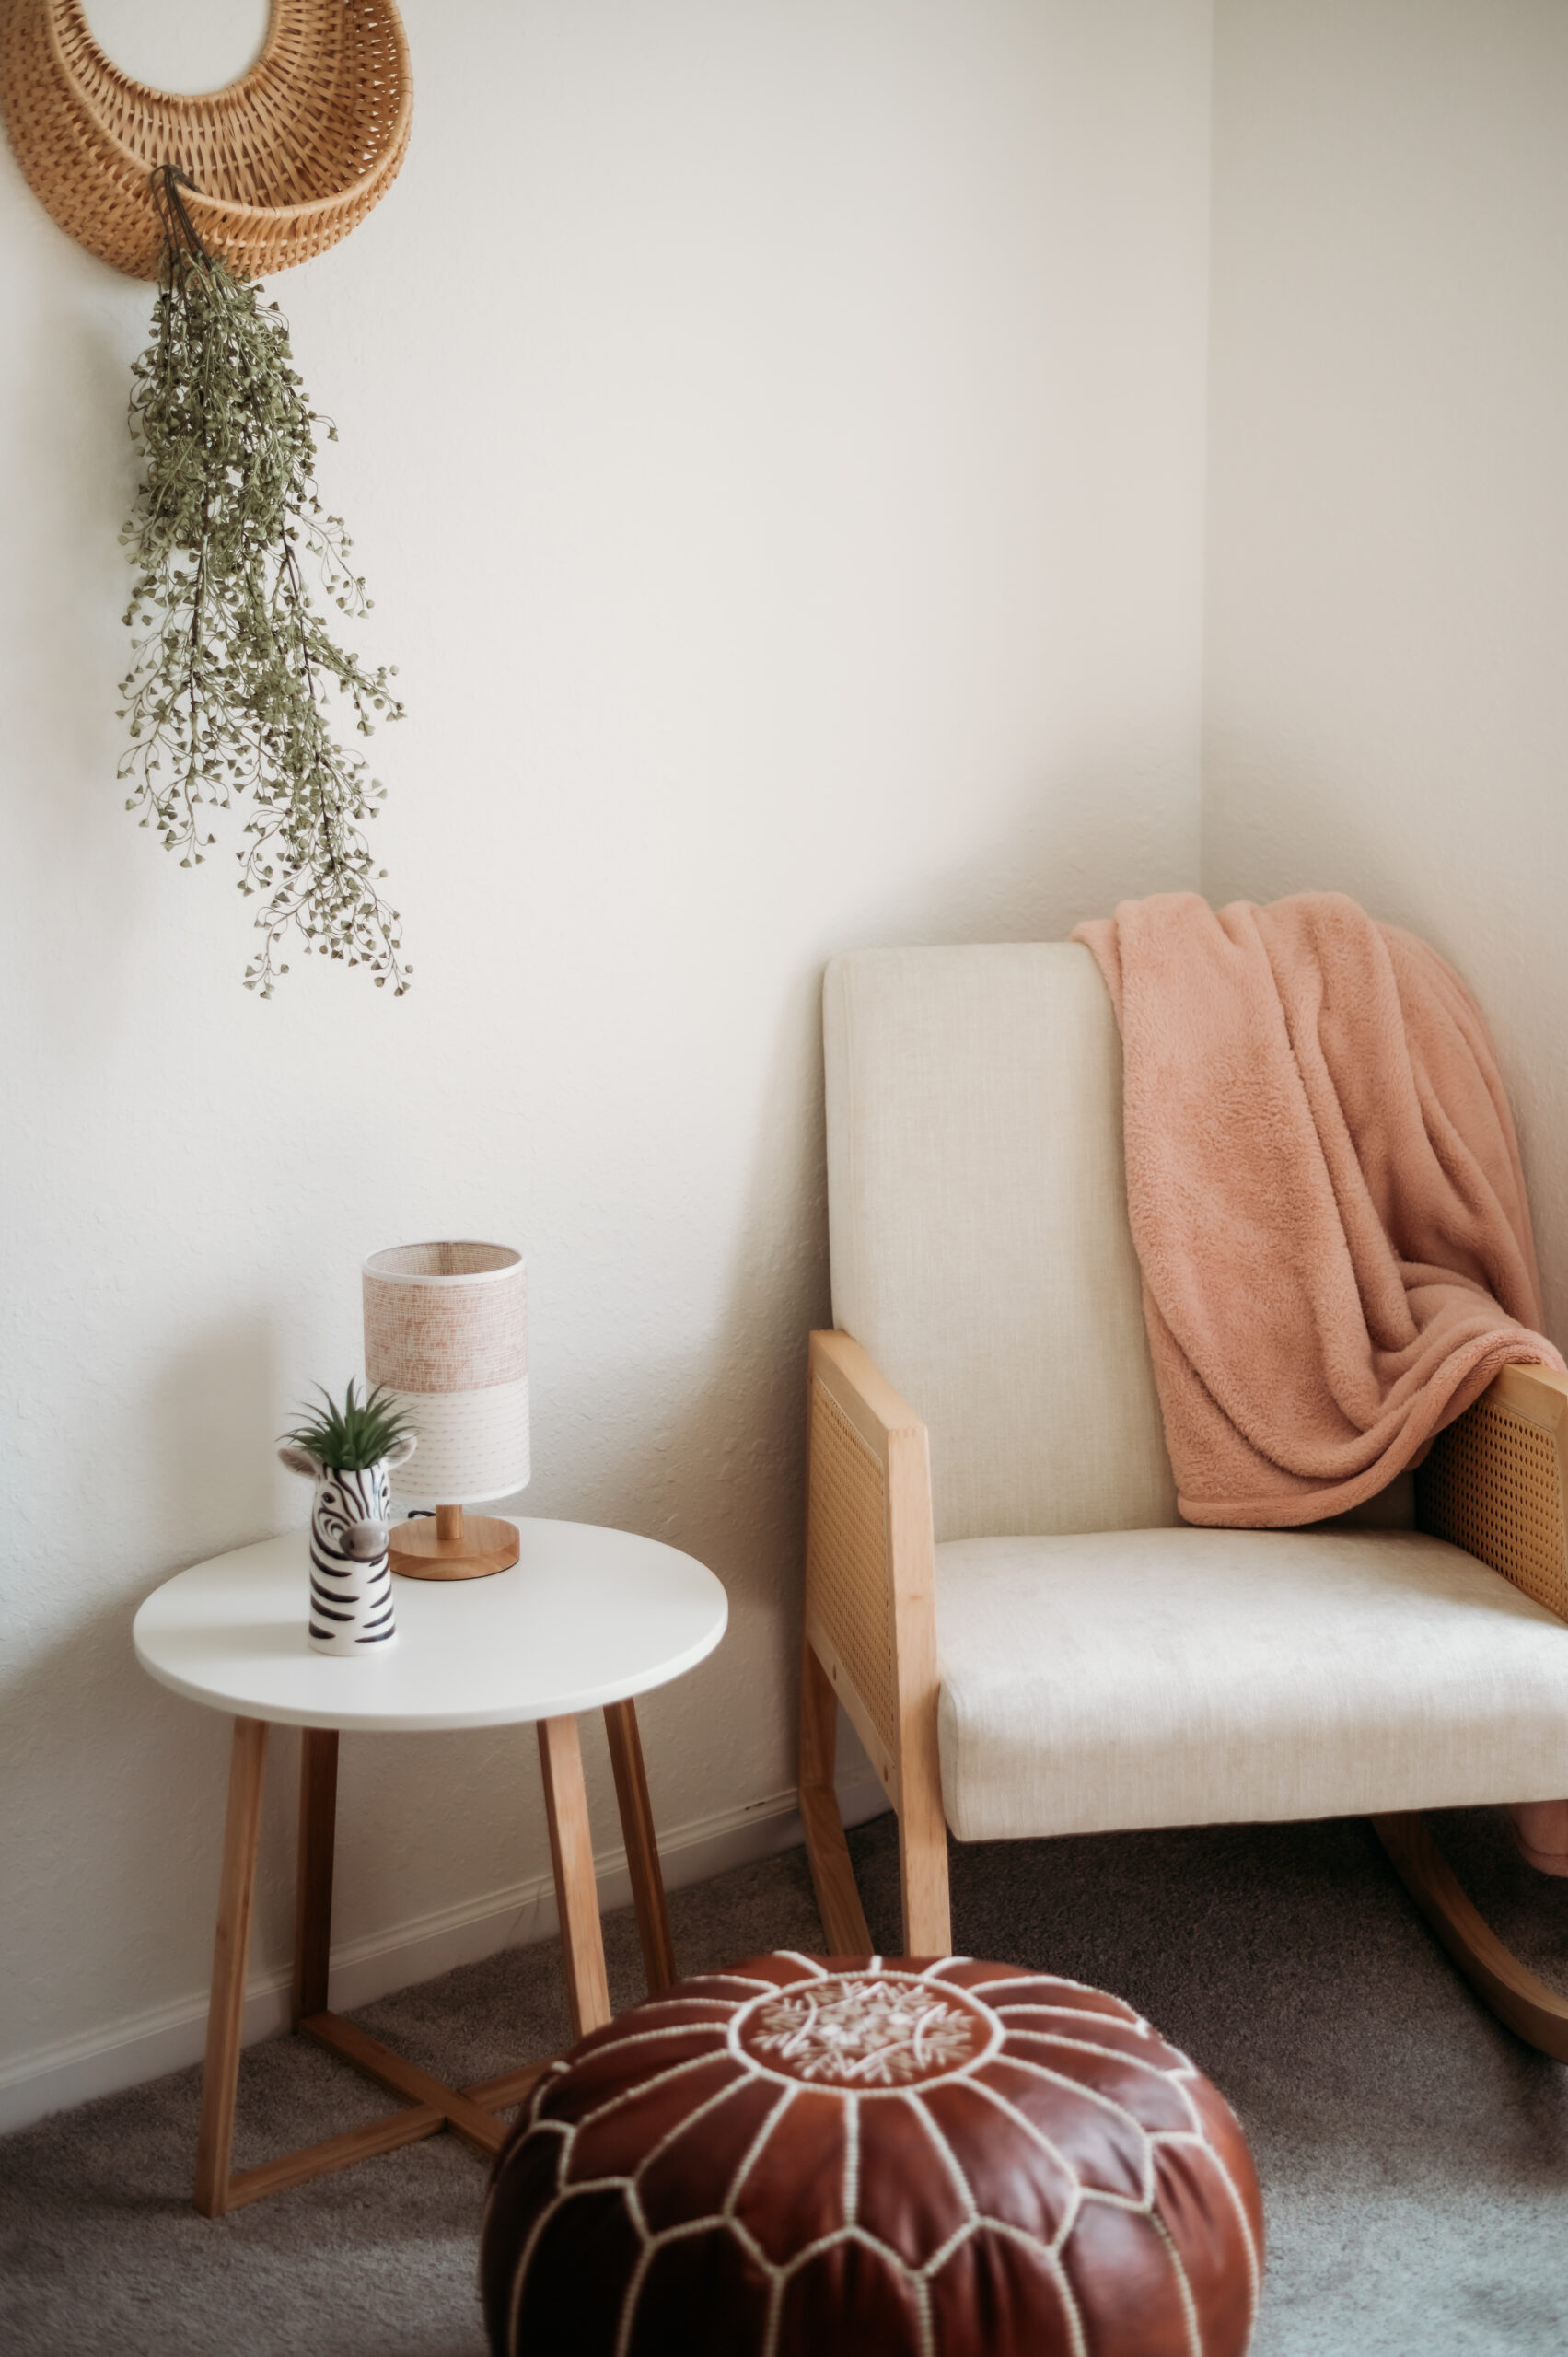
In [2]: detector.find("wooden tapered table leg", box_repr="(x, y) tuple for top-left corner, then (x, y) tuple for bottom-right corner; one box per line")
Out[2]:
(194, 1716), (269, 2217)
(293, 1729), (339, 2025)
(538, 1715), (612, 2042)
(604, 1697), (677, 1994)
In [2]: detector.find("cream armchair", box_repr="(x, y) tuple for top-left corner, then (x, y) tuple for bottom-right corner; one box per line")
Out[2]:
(799, 943), (1568, 2056)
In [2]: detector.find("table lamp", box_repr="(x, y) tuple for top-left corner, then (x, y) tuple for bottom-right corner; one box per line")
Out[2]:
(363, 1241), (529, 1578)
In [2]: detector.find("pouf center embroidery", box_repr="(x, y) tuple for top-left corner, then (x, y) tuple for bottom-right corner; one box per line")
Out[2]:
(731, 1971), (997, 2089)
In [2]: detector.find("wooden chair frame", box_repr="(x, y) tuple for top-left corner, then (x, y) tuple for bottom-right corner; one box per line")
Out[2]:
(799, 1330), (1568, 2058)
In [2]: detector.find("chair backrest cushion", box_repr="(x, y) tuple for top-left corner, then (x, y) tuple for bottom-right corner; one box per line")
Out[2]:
(824, 942), (1178, 1541)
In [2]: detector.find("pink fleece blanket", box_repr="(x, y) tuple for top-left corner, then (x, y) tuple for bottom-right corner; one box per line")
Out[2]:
(1073, 891), (1563, 1528)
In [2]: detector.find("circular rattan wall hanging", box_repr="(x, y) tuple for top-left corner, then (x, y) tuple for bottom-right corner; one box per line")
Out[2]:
(0, 0), (412, 279)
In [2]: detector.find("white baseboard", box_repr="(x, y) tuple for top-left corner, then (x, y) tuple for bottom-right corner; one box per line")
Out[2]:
(0, 1768), (890, 2137)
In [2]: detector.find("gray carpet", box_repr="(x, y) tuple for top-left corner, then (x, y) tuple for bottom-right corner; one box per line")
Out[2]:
(4, 1806), (1568, 2354)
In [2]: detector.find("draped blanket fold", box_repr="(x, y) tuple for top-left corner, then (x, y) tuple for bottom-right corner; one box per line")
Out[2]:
(1072, 892), (1563, 1527)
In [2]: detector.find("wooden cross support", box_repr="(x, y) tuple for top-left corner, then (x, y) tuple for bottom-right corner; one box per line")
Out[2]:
(192, 1702), (676, 2216)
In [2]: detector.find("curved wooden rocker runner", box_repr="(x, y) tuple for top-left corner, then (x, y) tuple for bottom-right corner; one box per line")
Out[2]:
(0, 0), (412, 278)
(1373, 1810), (1568, 2061)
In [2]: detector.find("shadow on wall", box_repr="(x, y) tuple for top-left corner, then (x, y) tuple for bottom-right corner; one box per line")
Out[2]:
(6, 232), (149, 1045)
(0, 1598), (301, 2066)
(829, 734), (1201, 962)
(1202, 736), (1468, 946)
(1202, 736), (1568, 1347)
(456, 961), (841, 1811)
(149, 1314), (282, 1564)
(0, 1312), (296, 2058)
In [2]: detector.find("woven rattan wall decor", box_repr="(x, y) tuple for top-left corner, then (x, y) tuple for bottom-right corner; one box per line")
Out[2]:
(0, 0), (412, 279)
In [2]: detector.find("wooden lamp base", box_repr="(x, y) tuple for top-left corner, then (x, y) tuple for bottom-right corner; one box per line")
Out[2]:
(389, 1504), (520, 1582)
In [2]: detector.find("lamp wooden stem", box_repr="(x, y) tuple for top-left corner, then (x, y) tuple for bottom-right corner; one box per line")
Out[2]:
(389, 1503), (518, 1581)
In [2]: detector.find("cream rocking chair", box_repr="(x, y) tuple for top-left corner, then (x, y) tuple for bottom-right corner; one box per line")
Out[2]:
(799, 943), (1568, 2056)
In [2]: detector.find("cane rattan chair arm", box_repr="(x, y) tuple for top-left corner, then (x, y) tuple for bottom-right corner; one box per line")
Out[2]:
(809, 1328), (930, 1455)
(1417, 1363), (1568, 1623)
(800, 1330), (950, 1954)
(804, 1332), (927, 1791)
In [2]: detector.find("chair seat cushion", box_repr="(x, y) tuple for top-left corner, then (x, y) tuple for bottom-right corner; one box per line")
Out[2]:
(935, 1527), (1568, 1841)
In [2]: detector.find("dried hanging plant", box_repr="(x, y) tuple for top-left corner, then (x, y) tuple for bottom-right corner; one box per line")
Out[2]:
(118, 168), (410, 998)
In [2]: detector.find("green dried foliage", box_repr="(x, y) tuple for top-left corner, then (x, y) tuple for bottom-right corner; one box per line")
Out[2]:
(118, 175), (411, 999)
(283, 1379), (412, 1473)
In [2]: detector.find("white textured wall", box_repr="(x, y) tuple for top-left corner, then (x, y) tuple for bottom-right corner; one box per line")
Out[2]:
(0, 0), (1211, 2111)
(1204, 0), (1568, 1341)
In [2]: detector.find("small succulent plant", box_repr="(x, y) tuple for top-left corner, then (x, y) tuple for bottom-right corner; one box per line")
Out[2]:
(281, 1379), (413, 1473)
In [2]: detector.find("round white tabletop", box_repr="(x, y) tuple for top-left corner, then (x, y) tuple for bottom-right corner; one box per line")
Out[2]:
(134, 1518), (727, 1733)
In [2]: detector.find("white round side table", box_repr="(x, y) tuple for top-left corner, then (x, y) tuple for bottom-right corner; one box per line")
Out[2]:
(134, 1518), (727, 2217)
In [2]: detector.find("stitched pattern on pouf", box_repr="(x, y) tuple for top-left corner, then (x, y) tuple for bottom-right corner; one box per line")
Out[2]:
(480, 1953), (1265, 2357)
(736, 1972), (993, 2086)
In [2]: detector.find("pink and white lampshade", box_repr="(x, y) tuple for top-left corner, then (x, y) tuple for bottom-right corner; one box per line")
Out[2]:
(363, 1241), (528, 1580)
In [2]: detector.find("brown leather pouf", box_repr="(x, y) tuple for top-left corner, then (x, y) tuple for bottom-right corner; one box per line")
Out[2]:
(481, 1954), (1263, 2356)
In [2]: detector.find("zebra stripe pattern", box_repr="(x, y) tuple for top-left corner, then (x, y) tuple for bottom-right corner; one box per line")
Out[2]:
(307, 1460), (397, 1654)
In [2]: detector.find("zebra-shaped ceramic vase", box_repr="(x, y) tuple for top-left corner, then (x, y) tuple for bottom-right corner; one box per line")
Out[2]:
(278, 1433), (417, 1655)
